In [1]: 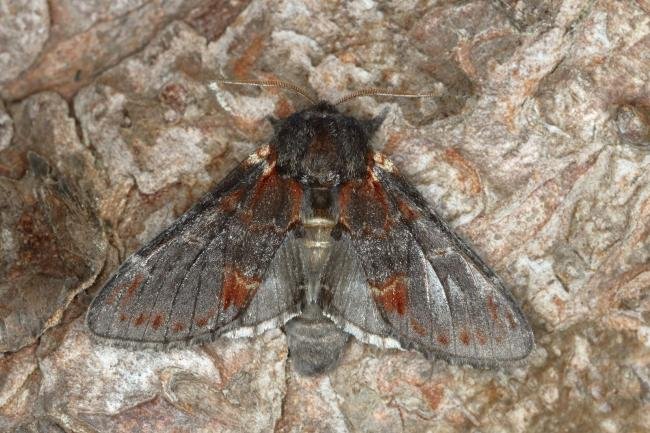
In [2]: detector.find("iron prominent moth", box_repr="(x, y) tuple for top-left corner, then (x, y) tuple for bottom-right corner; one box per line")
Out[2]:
(87, 80), (534, 375)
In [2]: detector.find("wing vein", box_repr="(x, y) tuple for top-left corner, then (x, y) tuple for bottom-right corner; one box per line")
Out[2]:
(120, 253), (166, 339)
(162, 235), (220, 341)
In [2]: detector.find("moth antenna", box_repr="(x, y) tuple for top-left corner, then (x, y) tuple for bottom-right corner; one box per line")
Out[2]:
(334, 87), (437, 105)
(213, 78), (317, 104)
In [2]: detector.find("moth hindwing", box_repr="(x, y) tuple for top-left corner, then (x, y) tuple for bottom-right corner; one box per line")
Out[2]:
(87, 100), (533, 372)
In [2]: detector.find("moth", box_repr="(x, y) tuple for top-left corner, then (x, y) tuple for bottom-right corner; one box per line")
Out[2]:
(87, 80), (534, 375)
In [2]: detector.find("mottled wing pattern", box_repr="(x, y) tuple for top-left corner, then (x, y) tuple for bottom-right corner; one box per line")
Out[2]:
(86, 146), (304, 348)
(333, 154), (534, 365)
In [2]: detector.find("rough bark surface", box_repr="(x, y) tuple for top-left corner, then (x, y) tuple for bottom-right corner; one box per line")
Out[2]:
(1, 1), (648, 432)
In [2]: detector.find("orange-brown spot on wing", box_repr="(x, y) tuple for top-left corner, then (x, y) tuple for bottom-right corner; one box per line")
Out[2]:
(505, 311), (517, 329)
(221, 267), (260, 310)
(172, 322), (185, 333)
(120, 313), (128, 322)
(487, 295), (499, 321)
(437, 334), (450, 346)
(410, 318), (427, 336)
(368, 174), (385, 199)
(151, 314), (164, 330)
(126, 274), (144, 298)
(287, 179), (303, 226)
(220, 188), (245, 213)
(197, 308), (216, 326)
(134, 313), (147, 327)
(106, 284), (122, 305)
(460, 328), (471, 345)
(249, 166), (280, 207)
(243, 157), (303, 232)
(371, 274), (409, 315)
(118, 274), (144, 308)
(245, 172), (275, 224)
(242, 165), (303, 232)
(476, 329), (487, 346)
(397, 198), (420, 221)
(337, 181), (355, 231)
(339, 174), (392, 234)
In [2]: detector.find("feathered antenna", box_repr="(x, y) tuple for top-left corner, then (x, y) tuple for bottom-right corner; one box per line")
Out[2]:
(335, 87), (437, 105)
(211, 78), (317, 104)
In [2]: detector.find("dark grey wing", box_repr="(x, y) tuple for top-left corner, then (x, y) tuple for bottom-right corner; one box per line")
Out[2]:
(86, 146), (305, 348)
(320, 235), (401, 349)
(329, 156), (533, 365)
(228, 233), (303, 338)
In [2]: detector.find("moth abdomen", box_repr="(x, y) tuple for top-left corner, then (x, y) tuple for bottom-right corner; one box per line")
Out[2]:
(284, 305), (349, 375)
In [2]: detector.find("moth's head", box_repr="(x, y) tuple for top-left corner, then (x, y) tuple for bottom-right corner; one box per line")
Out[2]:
(273, 101), (384, 186)
(211, 79), (430, 186)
